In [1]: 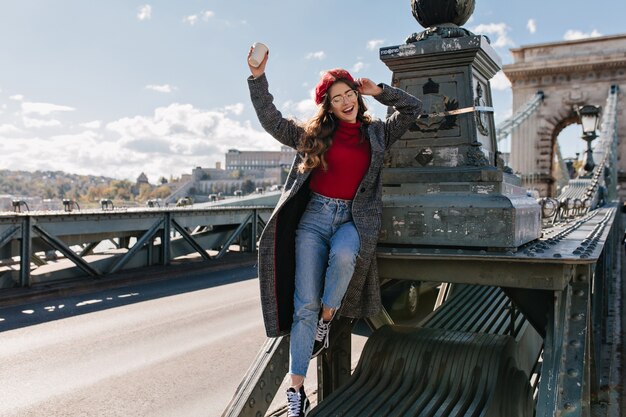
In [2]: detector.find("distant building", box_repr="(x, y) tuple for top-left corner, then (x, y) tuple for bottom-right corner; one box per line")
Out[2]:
(225, 146), (295, 171)
(136, 172), (149, 186)
(186, 147), (296, 197)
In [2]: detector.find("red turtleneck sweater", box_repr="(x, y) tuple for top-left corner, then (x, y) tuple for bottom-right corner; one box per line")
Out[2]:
(309, 120), (371, 200)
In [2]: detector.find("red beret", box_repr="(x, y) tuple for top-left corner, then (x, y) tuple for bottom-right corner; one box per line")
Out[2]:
(314, 68), (355, 105)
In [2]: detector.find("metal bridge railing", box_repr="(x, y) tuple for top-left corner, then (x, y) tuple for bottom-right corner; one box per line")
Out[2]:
(496, 91), (544, 143)
(538, 85), (620, 224)
(0, 206), (273, 288)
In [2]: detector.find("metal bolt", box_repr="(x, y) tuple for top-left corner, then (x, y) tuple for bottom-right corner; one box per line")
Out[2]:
(563, 402), (576, 411)
(567, 368), (579, 377)
(249, 398), (256, 407)
(569, 340), (581, 347)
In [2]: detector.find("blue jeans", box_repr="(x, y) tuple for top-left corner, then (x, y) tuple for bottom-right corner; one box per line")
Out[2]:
(289, 192), (360, 377)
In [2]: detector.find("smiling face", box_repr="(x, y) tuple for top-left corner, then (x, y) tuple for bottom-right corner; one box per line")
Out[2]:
(327, 81), (359, 123)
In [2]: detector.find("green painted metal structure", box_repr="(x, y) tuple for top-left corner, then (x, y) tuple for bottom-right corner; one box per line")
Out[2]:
(0, 206), (273, 288)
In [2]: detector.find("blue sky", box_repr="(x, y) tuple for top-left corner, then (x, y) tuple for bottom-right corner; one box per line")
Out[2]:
(0, 0), (624, 182)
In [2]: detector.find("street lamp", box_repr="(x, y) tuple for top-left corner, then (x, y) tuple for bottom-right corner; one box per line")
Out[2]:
(577, 104), (601, 175)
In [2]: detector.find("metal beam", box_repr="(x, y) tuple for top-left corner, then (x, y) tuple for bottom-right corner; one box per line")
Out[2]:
(79, 241), (100, 257)
(378, 256), (575, 290)
(0, 225), (20, 250)
(20, 217), (31, 286)
(216, 213), (253, 259)
(109, 218), (164, 274)
(161, 212), (171, 266)
(221, 336), (290, 417)
(250, 209), (258, 252)
(33, 224), (100, 278)
(317, 318), (353, 402)
(170, 218), (211, 260)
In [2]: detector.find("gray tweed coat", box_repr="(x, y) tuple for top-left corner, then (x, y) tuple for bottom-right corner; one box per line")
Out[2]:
(248, 73), (422, 337)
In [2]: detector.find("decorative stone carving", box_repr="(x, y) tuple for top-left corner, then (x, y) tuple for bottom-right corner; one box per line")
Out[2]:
(496, 151), (514, 174)
(474, 82), (489, 136)
(410, 0), (474, 27)
(406, 0), (476, 43)
(415, 148), (434, 166)
(406, 25), (475, 44)
(466, 142), (490, 167)
(408, 78), (459, 132)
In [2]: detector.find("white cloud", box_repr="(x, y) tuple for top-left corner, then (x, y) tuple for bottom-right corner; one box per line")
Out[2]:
(145, 84), (176, 93)
(366, 39), (385, 50)
(183, 15), (198, 25)
(9, 94), (24, 101)
(102, 103), (276, 179)
(527, 19), (536, 34)
(563, 29), (602, 41)
(224, 103), (244, 115)
(471, 23), (515, 48)
(182, 11), (213, 25)
(351, 61), (366, 73)
(305, 51), (326, 60)
(22, 101), (75, 116)
(137, 5), (152, 21)
(2, 102), (279, 181)
(0, 124), (22, 135)
(282, 98), (317, 120)
(0, 130), (109, 177)
(81, 120), (102, 129)
(491, 71), (512, 91)
(22, 117), (62, 128)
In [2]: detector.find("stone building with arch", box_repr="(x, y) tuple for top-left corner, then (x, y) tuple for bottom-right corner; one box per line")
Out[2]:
(503, 33), (626, 198)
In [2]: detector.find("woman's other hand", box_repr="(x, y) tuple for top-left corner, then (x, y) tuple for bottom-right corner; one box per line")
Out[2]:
(356, 78), (383, 96)
(248, 46), (268, 78)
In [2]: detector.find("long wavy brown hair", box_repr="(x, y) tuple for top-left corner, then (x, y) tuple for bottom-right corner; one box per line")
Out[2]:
(297, 78), (372, 173)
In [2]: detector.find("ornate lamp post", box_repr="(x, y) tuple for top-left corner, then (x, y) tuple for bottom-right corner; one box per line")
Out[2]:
(577, 104), (601, 175)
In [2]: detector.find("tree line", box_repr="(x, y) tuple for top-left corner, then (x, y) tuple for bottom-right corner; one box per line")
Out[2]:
(0, 170), (172, 205)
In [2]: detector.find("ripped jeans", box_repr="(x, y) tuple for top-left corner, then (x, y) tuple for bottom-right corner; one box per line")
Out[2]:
(289, 192), (360, 377)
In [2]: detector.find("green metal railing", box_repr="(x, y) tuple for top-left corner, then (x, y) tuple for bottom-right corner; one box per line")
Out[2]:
(0, 206), (272, 288)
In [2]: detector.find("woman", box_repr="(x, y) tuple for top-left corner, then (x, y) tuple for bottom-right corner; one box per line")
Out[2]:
(247, 46), (422, 417)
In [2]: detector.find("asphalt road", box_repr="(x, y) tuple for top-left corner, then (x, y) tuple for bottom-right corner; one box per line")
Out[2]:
(0, 264), (270, 417)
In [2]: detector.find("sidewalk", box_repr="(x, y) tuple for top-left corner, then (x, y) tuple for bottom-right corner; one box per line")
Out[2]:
(0, 251), (258, 308)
